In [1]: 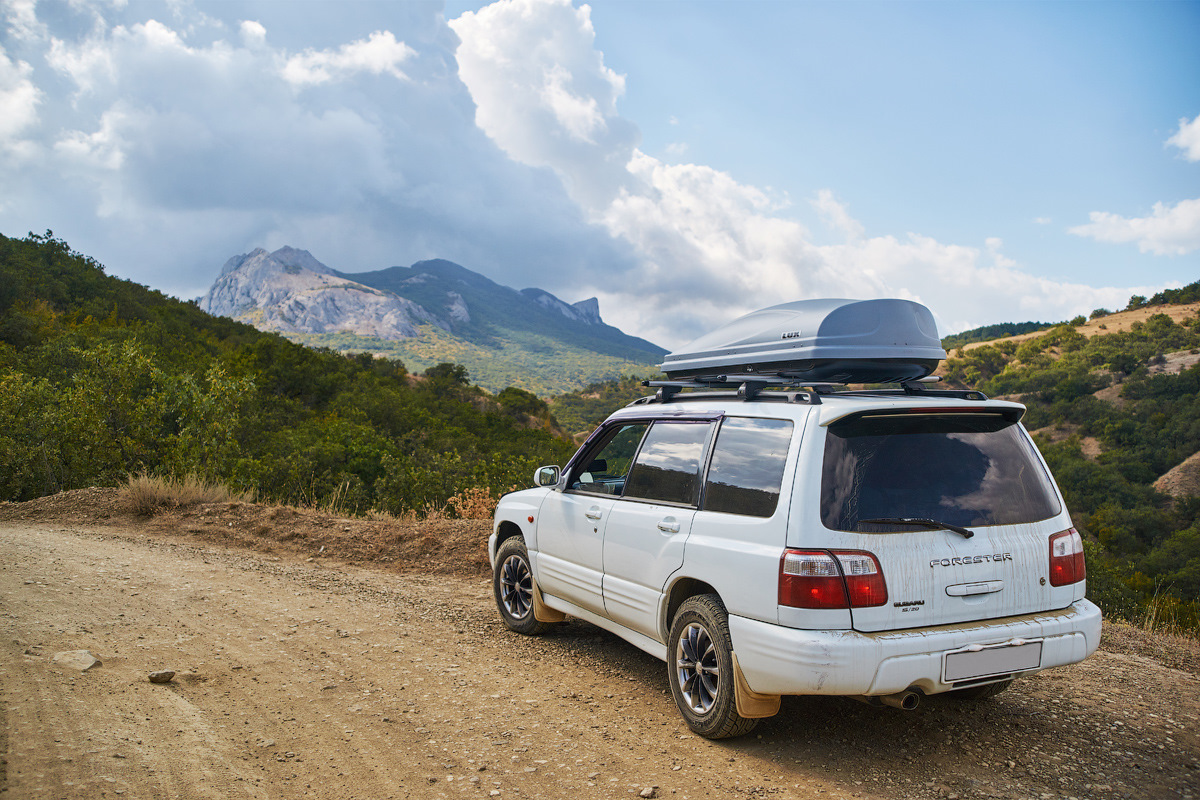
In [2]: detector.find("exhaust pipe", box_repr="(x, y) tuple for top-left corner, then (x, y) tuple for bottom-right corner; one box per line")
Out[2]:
(878, 689), (921, 710)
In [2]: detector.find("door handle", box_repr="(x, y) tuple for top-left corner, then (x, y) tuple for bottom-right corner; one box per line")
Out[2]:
(585, 507), (603, 520)
(657, 518), (680, 534)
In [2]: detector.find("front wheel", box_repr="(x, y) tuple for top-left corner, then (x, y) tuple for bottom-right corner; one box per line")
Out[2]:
(493, 537), (550, 635)
(667, 595), (758, 739)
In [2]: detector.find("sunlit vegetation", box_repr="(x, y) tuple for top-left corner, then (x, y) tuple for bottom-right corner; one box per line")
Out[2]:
(548, 374), (661, 436)
(286, 324), (656, 396)
(0, 232), (574, 516)
(941, 320), (1055, 350)
(942, 292), (1200, 633)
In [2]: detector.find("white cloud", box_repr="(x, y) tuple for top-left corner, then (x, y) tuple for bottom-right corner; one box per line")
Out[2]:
(813, 189), (864, 242)
(47, 32), (118, 94)
(450, 0), (638, 208)
(1167, 113), (1200, 162)
(451, 0), (1148, 347)
(0, 0), (1177, 353)
(0, 2), (633, 300)
(2, 0), (44, 42)
(282, 30), (416, 86)
(54, 105), (126, 172)
(239, 20), (266, 47)
(0, 46), (41, 141)
(1069, 198), (1200, 256)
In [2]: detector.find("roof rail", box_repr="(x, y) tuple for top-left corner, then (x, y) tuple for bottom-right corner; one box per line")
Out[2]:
(632, 376), (988, 406)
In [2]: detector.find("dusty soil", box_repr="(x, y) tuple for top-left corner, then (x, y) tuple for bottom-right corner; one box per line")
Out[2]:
(2, 492), (1199, 800)
(1026, 424), (1104, 462)
(1155, 451), (1200, 500)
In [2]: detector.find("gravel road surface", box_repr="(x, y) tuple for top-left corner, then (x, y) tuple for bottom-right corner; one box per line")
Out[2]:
(2, 523), (1197, 800)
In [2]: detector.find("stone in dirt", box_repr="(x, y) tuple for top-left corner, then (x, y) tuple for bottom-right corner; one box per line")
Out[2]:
(52, 650), (102, 671)
(640, 788), (658, 799)
(148, 670), (176, 684)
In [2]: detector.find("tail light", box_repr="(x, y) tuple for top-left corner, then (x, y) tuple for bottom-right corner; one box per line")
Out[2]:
(779, 550), (887, 609)
(1049, 528), (1086, 586)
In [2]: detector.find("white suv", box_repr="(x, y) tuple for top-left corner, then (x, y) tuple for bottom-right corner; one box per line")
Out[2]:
(489, 300), (1101, 738)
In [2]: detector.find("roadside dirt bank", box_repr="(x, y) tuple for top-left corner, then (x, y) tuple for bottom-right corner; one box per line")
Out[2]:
(1, 493), (1198, 799)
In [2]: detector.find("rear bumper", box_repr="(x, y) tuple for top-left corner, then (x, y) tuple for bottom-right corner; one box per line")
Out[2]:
(729, 599), (1102, 697)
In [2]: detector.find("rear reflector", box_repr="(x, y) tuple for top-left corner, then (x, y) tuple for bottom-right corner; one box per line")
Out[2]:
(1049, 528), (1086, 586)
(779, 549), (887, 609)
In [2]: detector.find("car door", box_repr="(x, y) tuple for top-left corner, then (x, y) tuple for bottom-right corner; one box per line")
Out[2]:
(534, 422), (648, 616)
(602, 419), (715, 639)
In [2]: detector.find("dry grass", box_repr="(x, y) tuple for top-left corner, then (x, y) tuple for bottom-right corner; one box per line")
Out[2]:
(446, 486), (500, 519)
(120, 473), (253, 515)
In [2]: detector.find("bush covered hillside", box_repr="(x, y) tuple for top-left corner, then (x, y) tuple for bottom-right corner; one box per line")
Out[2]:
(0, 232), (575, 514)
(942, 292), (1200, 632)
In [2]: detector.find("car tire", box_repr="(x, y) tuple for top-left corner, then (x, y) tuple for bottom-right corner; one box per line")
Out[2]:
(667, 594), (758, 739)
(946, 679), (1013, 701)
(493, 537), (551, 635)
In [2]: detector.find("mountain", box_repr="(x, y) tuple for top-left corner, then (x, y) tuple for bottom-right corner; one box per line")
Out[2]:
(199, 248), (666, 394)
(201, 247), (438, 338)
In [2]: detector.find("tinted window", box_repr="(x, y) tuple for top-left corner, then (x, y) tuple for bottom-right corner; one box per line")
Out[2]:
(821, 412), (1061, 532)
(703, 417), (793, 518)
(569, 423), (648, 495)
(623, 421), (712, 506)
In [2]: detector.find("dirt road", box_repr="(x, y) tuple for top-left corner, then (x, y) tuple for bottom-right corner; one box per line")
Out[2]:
(2, 522), (1198, 800)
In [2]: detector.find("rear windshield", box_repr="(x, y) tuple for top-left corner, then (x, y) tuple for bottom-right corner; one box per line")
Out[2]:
(821, 412), (1061, 532)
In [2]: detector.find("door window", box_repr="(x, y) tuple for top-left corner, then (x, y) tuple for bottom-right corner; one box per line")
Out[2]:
(623, 421), (713, 506)
(568, 423), (648, 495)
(702, 417), (793, 518)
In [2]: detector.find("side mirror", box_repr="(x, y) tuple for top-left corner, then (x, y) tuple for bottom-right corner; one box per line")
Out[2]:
(534, 465), (561, 487)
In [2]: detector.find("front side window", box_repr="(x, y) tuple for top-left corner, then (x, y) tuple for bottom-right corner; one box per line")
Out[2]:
(703, 417), (794, 518)
(569, 423), (648, 495)
(623, 421), (713, 506)
(821, 412), (1061, 532)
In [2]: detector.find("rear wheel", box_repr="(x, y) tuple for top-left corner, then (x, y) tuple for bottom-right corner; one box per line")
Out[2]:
(667, 595), (758, 739)
(946, 679), (1013, 701)
(493, 537), (550, 635)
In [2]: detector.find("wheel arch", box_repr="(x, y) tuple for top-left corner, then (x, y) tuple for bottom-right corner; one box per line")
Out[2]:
(495, 519), (524, 548)
(663, 576), (721, 638)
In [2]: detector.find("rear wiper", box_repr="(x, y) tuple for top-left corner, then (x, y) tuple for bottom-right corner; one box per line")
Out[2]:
(859, 517), (975, 539)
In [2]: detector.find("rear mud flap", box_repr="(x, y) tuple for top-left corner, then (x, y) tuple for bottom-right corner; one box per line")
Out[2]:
(532, 581), (566, 624)
(733, 654), (781, 718)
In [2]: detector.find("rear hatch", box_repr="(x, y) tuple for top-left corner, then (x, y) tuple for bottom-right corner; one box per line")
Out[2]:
(815, 405), (1068, 632)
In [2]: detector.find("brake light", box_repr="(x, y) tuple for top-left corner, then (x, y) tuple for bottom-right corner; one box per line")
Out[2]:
(779, 550), (887, 609)
(1048, 528), (1086, 586)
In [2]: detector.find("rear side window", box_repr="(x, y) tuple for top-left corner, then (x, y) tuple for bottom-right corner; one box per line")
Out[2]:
(821, 412), (1061, 532)
(623, 421), (713, 506)
(703, 417), (793, 518)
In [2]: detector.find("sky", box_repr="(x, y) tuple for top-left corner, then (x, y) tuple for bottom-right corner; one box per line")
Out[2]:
(1, 0), (1197, 349)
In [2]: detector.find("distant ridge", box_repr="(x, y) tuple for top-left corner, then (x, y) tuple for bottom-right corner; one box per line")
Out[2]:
(199, 248), (665, 394)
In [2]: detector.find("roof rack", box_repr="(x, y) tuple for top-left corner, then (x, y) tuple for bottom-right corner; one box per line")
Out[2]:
(630, 376), (988, 406)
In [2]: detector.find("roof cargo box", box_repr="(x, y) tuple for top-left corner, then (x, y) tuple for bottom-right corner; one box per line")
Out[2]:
(660, 298), (946, 384)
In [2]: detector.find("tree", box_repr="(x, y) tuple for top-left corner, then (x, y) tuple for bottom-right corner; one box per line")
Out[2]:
(424, 362), (469, 386)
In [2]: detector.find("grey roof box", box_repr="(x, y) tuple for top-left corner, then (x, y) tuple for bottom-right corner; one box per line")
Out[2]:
(660, 298), (946, 384)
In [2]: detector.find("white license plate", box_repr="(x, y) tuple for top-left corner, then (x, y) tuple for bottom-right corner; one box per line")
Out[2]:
(943, 640), (1042, 682)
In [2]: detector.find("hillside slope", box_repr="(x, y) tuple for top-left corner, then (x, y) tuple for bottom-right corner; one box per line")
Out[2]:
(940, 296), (1200, 627)
(0, 232), (574, 511)
(955, 302), (1200, 352)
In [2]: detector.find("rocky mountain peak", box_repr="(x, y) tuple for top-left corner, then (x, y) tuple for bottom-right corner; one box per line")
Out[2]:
(199, 247), (437, 340)
(520, 288), (604, 326)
